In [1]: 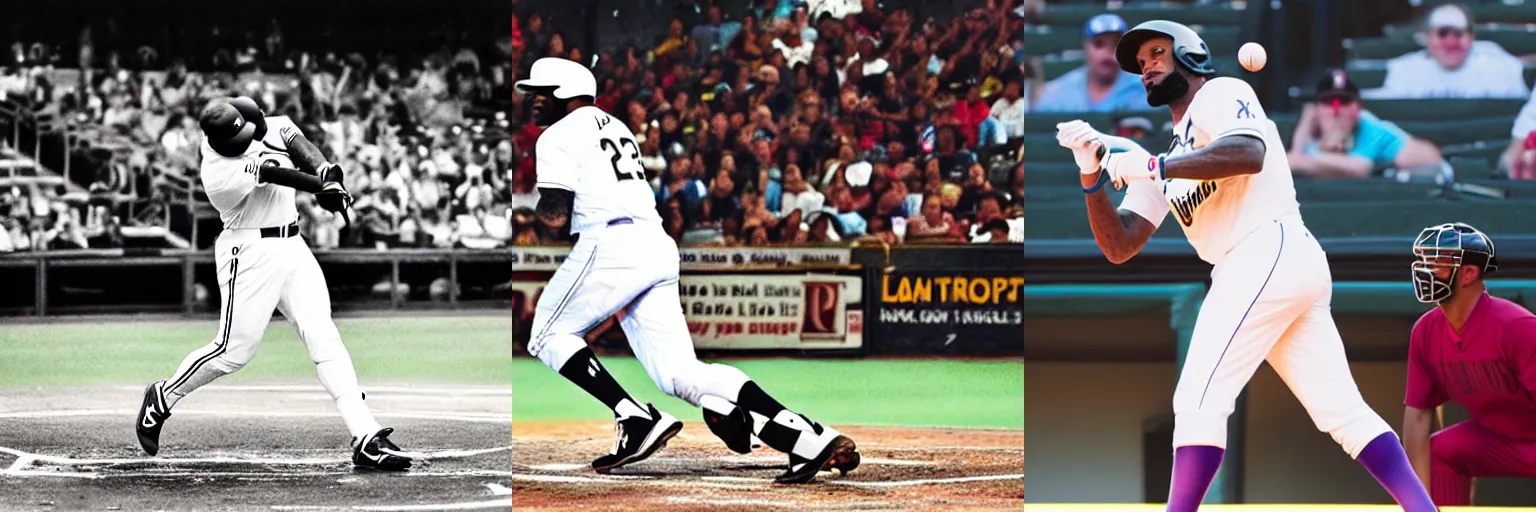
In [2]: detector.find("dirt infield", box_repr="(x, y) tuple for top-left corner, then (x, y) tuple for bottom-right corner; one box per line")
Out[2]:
(0, 383), (511, 511)
(511, 420), (1023, 511)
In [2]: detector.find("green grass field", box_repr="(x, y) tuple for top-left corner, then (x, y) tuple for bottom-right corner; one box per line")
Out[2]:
(513, 357), (1024, 429)
(0, 316), (510, 387)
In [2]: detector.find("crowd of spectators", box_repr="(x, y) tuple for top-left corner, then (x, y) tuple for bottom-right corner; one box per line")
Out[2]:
(1030, 2), (1536, 186)
(512, 0), (1027, 247)
(0, 13), (514, 252)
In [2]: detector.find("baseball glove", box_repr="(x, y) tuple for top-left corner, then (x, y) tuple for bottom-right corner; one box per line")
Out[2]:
(315, 181), (354, 227)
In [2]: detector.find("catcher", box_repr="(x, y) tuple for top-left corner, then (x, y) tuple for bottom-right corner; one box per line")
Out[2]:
(134, 97), (412, 471)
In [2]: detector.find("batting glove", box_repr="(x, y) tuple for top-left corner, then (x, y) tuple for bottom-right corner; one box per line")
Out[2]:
(1101, 143), (1166, 190)
(1055, 120), (1105, 174)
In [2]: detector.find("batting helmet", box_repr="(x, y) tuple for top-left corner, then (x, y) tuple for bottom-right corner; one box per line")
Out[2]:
(515, 57), (597, 100)
(228, 96), (267, 141)
(1411, 222), (1498, 304)
(1114, 20), (1217, 77)
(199, 99), (257, 158)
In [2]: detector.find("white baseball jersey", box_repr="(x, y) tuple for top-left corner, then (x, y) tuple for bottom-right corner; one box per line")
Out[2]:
(1127, 78), (1396, 463)
(535, 106), (663, 234)
(200, 116), (306, 229)
(1119, 77), (1301, 265)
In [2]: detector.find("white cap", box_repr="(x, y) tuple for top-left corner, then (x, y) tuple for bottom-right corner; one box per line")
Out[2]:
(516, 57), (597, 100)
(845, 161), (873, 187)
(1427, 4), (1469, 31)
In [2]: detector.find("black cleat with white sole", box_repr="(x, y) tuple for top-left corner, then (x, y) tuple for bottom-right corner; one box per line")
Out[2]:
(775, 434), (860, 484)
(352, 427), (413, 471)
(135, 380), (171, 456)
(592, 403), (682, 473)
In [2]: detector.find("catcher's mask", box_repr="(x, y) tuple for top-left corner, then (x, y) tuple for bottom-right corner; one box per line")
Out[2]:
(1411, 222), (1498, 304)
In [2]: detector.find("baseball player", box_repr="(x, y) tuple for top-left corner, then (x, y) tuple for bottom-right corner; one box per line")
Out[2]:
(1055, 22), (1435, 510)
(134, 97), (412, 471)
(516, 57), (860, 484)
(1404, 222), (1536, 505)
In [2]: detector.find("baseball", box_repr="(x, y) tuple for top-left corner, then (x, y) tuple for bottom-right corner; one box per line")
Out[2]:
(1239, 42), (1267, 72)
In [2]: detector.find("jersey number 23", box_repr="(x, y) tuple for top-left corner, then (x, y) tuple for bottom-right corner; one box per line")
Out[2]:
(601, 137), (645, 182)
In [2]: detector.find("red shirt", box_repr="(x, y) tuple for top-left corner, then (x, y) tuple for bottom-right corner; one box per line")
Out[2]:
(1406, 292), (1536, 441)
(512, 124), (543, 193)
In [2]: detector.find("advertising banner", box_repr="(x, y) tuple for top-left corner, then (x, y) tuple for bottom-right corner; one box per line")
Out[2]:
(510, 246), (852, 272)
(873, 271), (1024, 354)
(513, 273), (863, 351)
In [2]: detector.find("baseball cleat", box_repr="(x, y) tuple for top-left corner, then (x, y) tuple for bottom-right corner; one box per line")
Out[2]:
(703, 405), (755, 454)
(352, 428), (413, 471)
(592, 403), (682, 473)
(775, 432), (860, 484)
(135, 380), (171, 456)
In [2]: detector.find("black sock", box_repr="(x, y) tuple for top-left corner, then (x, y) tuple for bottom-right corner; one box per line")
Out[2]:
(557, 347), (636, 415)
(735, 381), (787, 418)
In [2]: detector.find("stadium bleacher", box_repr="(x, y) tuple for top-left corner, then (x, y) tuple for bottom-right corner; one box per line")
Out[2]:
(1025, 0), (1536, 245)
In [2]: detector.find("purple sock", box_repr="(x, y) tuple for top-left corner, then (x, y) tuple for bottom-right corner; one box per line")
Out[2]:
(1167, 445), (1224, 512)
(1356, 432), (1437, 512)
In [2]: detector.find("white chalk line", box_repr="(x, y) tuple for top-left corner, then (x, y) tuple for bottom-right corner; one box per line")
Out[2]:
(523, 454), (933, 472)
(5, 455), (33, 472)
(108, 384), (512, 396)
(512, 472), (1024, 489)
(0, 409), (509, 423)
(666, 496), (798, 508)
(2, 469), (517, 480)
(270, 498), (511, 511)
(0, 445), (509, 468)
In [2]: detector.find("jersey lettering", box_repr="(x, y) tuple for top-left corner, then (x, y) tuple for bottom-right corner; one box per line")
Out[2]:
(1441, 359), (1523, 396)
(1170, 180), (1218, 227)
(1235, 99), (1254, 119)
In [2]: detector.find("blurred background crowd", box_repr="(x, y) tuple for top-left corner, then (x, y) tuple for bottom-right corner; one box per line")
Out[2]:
(1023, 0), (1536, 242)
(0, 0), (512, 253)
(512, 0), (1026, 247)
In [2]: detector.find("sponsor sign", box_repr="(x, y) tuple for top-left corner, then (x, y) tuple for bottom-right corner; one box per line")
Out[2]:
(874, 271), (1024, 353)
(511, 246), (851, 272)
(512, 273), (863, 350)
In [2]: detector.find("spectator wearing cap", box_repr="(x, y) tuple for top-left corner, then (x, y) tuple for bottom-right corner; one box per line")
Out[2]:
(967, 192), (1020, 243)
(1289, 70), (1444, 179)
(1031, 13), (1153, 113)
(1365, 3), (1528, 100)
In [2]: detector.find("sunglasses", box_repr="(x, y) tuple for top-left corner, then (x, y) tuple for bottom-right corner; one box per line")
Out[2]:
(1433, 27), (1468, 39)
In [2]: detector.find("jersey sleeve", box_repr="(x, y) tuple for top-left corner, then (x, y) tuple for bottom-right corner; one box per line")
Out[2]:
(268, 116), (302, 149)
(1499, 316), (1536, 395)
(534, 128), (578, 192)
(1117, 178), (1169, 229)
(1404, 314), (1448, 409)
(200, 147), (263, 207)
(1190, 77), (1269, 147)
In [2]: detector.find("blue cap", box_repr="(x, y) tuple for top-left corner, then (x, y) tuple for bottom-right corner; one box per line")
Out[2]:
(1084, 13), (1129, 38)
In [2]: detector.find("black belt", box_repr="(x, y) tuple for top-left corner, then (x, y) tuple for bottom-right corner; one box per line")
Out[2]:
(259, 222), (301, 238)
(607, 217), (633, 227)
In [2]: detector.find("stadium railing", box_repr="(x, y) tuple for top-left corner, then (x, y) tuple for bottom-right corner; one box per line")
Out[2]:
(0, 248), (512, 317)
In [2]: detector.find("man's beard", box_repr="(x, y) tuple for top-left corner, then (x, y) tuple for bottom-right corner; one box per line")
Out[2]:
(531, 96), (570, 127)
(1146, 70), (1191, 107)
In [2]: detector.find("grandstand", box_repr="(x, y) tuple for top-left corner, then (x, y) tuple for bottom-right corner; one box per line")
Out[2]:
(0, 0), (512, 253)
(512, 0), (1026, 247)
(1025, 0), (1536, 246)
(1024, 0), (1536, 506)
